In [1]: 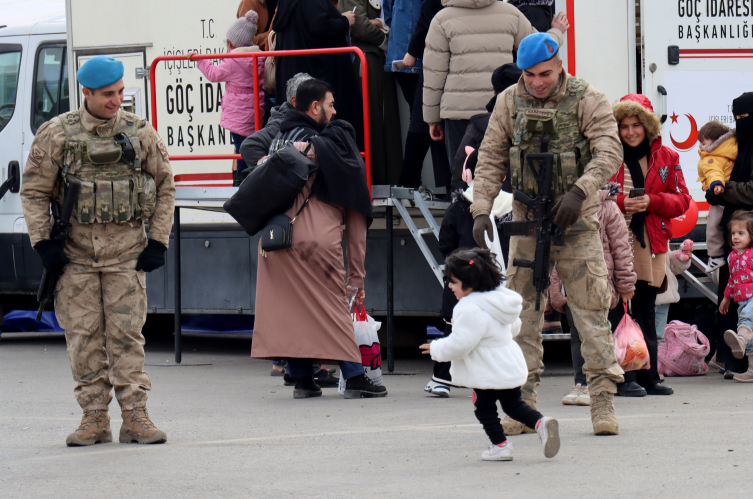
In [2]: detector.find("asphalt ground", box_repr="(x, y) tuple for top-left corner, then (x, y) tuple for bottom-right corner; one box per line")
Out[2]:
(1, 332), (751, 499)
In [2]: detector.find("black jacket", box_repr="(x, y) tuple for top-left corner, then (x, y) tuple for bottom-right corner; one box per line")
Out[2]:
(407, 0), (444, 59)
(239, 101), (294, 175)
(437, 190), (476, 318)
(268, 109), (322, 155)
(273, 0), (363, 141)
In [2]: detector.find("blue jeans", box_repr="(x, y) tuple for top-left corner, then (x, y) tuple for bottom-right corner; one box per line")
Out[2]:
(655, 303), (670, 344)
(287, 358), (364, 380)
(737, 298), (753, 355)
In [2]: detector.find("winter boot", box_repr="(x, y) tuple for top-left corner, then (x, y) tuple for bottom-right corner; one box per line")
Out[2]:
(724, 325), (753, 360)
(293, 376), (322, 398)
(590, 392), (619, 435)
(343, 374), (387, 398)
(733, 354), (753, 383)
(66, 410), (112, 447)
(119, 408), (167, 444)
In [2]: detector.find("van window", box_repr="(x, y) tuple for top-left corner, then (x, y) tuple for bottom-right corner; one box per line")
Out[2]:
(32, 45), (69, 133)
(0, 47), (22, 134)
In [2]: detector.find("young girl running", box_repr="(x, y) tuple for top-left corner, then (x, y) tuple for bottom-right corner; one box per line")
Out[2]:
(719, 210), (753, 382)
(419, 249), (560, 461)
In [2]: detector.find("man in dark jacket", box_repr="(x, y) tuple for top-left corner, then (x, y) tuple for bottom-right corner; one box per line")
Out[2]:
(239, 72), (313, 178)
(272, 0), (363, 144)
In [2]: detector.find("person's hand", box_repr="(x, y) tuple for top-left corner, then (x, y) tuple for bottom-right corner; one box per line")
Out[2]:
(186, 51), (199, 60)
(419, 343), (431, 355)
(34, 239), (70, 276)
(369, 19), (384, 29)
(714, 185), (724, 195)
(429, 124), (444, 141)
(620, 291), (634, 303)
(342, 11), (355, 26)
(257, 155), (269, 165)
(403, 53), (417, 68)
(355, 288), (365, 305)
(551, 11), (570, 33)
(473, 215), (493, 249)
(552, 185), (587, 228)
(136, 239), (167, 272)
(720, 296), (731, 314)
(623, 194), (651, 214)
(293, 142), (309, 153)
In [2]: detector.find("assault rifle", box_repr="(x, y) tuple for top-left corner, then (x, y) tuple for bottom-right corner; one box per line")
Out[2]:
(36, 178), (80, 321)
(502, 136), (565, 311)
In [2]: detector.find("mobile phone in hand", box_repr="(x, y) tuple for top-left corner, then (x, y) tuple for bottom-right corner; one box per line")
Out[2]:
(629, 188), (645, 198)
(392, 60), (405, 71)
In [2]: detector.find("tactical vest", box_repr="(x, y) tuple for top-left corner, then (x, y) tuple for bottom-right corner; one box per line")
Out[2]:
(57, 110), (157, 225)
(509, 77), (593, 198)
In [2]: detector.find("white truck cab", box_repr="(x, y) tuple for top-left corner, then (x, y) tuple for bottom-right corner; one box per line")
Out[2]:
(0, 17), (68, 296)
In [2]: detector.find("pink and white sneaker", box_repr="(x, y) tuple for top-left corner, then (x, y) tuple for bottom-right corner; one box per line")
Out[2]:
(481, 440), (514, 461)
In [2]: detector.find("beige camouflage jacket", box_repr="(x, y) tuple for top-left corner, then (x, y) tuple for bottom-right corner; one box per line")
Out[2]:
(21, 104), (175, 268)
(471, 72), (622, 221)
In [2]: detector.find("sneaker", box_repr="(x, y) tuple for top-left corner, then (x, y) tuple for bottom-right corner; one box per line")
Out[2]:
(724, 370), (736, 380)
(293, 376), (322, 399)
(344, 374), (387, 399)
(706, 257), (726, 285)
(536, 417), (560, 458)
(562, 384), (585, 405)
(481, 440), (514, 461)
(424, 380), (450, 397)
(313, 368), (340, 387)
(576, 386), (591, 406)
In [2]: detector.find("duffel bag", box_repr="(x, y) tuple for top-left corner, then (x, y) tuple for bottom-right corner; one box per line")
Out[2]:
(223, 143), (317, 237)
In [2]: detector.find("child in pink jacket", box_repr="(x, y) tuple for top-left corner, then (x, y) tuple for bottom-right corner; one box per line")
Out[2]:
(190, 10), (265, 181)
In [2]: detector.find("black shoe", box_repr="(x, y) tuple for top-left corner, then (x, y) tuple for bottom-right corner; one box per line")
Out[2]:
(343, 374), (388, 399)
(615, 381), (647, 397)
(283, 373), (295, 386)
(293, 376), (322, 399)
(724, 370), (736, 379)
(313, 368), (340, 387)
(643, 383), (674, 395)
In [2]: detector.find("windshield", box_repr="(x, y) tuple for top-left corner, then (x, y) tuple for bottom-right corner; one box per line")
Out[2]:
(0, 49), (22, 133)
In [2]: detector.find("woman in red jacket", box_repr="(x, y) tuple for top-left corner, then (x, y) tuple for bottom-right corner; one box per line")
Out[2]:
(609, 94), (692, 397)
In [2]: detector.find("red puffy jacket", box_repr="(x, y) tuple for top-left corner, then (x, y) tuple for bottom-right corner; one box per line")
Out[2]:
(609, 137), (692, 254)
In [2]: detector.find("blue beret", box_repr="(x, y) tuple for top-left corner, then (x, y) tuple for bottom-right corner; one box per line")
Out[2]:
(517, 33), (559, 70)
(76, 56), (124, 89)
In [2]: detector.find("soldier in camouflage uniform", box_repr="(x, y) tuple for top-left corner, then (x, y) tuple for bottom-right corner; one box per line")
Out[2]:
(20, 56), (175, 446)
(471, 34), (625, 435)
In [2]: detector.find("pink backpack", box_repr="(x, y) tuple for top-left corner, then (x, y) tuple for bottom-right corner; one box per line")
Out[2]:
(658, 321), (710, 376)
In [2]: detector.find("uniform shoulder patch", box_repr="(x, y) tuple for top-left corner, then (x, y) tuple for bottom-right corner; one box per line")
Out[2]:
(27, 143), (45, 168)
(157, 140), (170, 161)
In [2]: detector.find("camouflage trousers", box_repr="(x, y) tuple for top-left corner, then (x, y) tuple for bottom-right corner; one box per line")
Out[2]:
(506, 211), (624, 406)
(55, 261), (150, 412)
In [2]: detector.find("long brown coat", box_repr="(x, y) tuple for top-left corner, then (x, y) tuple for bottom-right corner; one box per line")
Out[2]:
(251, 175), (366, 363)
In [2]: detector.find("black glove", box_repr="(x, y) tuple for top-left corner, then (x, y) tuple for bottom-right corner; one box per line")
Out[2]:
(705, 189), (724, 206)
(472, 215), (494, 249)
(552, 185), (587, 228)
(34, 239), (70, 276)
(136, 239), (167, 272)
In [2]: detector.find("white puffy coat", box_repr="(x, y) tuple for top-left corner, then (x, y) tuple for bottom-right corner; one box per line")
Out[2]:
(430, 286), (528, 390)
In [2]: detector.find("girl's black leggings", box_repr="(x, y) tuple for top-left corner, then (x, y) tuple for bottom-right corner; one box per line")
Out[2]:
(473, 387), (542, 445)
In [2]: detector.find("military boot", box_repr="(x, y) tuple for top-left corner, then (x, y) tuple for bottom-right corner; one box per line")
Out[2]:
(66, 410), (112, 446)
(119, 408), (167, 444)
(591, 392), (619, 435)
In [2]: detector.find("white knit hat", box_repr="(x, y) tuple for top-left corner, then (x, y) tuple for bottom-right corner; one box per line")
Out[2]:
(227, 10), (259, 48)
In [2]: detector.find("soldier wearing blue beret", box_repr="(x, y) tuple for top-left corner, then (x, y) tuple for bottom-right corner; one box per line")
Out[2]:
(470, 30), (626, 437)
(21, 55), (175, 446)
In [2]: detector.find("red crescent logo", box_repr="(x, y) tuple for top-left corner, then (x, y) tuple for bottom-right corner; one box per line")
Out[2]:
(670, 113), (699, 152)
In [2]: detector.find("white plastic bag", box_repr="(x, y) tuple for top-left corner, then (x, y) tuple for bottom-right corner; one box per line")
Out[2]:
(338, 306), (383, 394)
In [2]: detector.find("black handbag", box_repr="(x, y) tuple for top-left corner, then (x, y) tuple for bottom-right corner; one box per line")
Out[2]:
(260, 195), (312, 253)
(223, 143), (317, 237)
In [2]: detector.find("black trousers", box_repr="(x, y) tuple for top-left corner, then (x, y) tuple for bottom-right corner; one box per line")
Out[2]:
(473, 387), (543, 445)
(714, 262), (749, 372)
(610, 281), (661, 387)
(433, 322), (452, 384)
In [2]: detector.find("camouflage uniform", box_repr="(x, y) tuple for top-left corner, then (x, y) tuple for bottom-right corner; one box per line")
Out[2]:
(472, 73), (625, 415)
(21, 104), (175, 412)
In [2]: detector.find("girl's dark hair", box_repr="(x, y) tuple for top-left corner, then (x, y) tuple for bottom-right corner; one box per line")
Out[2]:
(444, 248), (505, 292)
(728, 210), (753, 246)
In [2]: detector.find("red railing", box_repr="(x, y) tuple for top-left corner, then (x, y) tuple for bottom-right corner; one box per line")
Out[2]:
(149, 47), (371, 188)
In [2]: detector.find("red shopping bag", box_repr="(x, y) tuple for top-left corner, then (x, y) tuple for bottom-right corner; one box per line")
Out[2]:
(613, 303), (650, 372)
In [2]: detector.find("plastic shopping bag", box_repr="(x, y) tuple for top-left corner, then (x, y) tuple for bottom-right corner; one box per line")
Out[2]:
(338, 305), (383, 394)
(613, 303), (650, 372)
